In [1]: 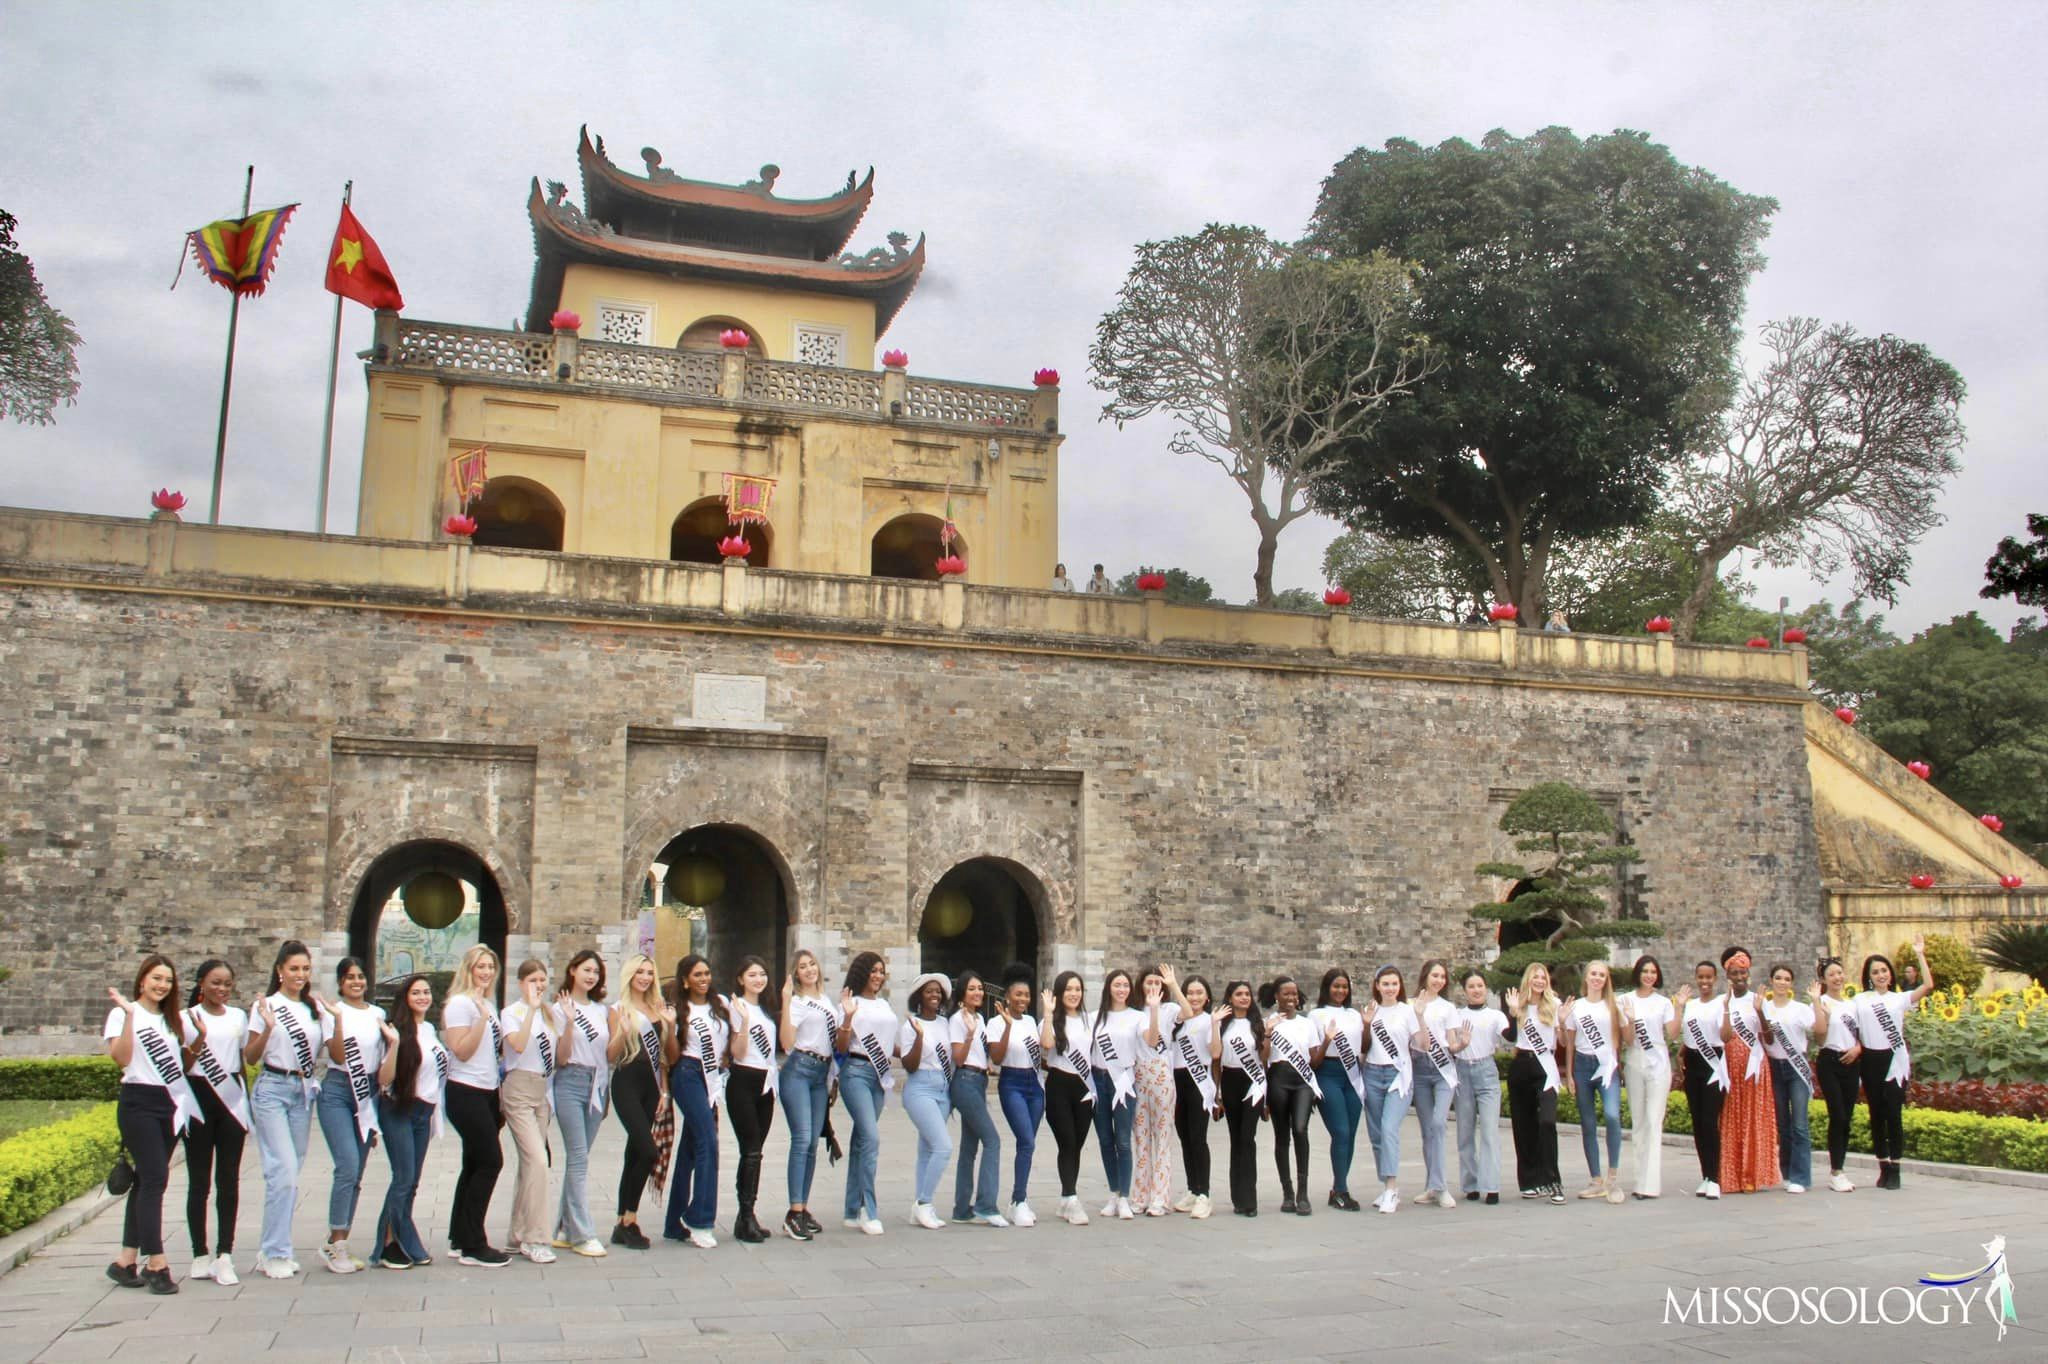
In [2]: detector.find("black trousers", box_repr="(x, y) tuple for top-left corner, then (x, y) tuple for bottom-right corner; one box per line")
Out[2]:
(183, 1080), (246, 1255)
(118, 1083), (175, 1258)
(1816, 1049), (1861, 1172)
(1506, 1051), (1560, 1192)
(1268, 1067), (1313, 1198)
(1220, 1067), (1262, 1212)
(728, 1064), (775, 1205)
(613, 1055), (661, 1215)
(1045, 1071), (1092, 1198)
(444, 1081), (503, 1254)
(1172, 1069), (1212, 1196)
(1859, 1048), (1907, 1161)
(1683, 1049), (1725, 1180)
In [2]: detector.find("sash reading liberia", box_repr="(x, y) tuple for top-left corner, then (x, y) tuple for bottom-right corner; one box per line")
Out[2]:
(271, 996), (319, 1094)
(1093, 1018), (1134, 1109)
(135, 1013), (202, 1134)
(1268, 1024), (1322, 1099)
(1418, 1007), (1460, 1091)
(1576, 1004), (1617, 1086)
(340, 1013), (382, 1140)
(1225, 1023), (1266, 1107)
(1175, 1020), (1216, 1111)
(1870, 993), (1911, 1086)
(183, 1009), (251, 1130)
(1325, 1018), (1366, 1103)
(570, 1005), (610, 1112)
(1685, 1011), (1729, 1091)
(1520, 1013), (1560, 1093)
(1725, 996), (1766, 1082)
(1370, 1013), (1415, 1097)
(1762, 1003), (1817, 1095)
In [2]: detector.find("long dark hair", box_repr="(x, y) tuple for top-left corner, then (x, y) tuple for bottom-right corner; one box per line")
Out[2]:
(1050, 970), (1087, 1052)
(1370, 964), (1408, 1004)
(561, 949), (608, 1002)
(1317, 968), (1353, 1008)
(187, 958), (232, 1011)
(1181, 975), (1213, 1014)
(1221, 979), (1264, 1048)
(386, 974), (431, 1112)
(1860, 953), (1896, 992)
(674, 954), (730, 1032)
(1096, 968), (1132, 1016)
(335, 955), (368, 989)
(732, 955), (776, 1014)
(844, 951), (885, 997)
(951, 971), (986, 1018)
(265, 940), (316, 1029)
(1631, 955), (1664, 990)
(1269, 975), (1302, 1015)
(134, 954), (185, 1042)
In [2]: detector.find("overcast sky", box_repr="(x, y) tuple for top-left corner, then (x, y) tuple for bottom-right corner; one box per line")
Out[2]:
(3, 1), (2042, 635)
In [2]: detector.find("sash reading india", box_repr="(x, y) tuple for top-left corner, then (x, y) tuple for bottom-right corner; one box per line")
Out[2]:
(1063, 1023), (1096, 1104)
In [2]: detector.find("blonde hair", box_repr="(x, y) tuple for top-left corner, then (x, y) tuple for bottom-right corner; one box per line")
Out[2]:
(1516, 961), (1560, 1027)
(1581, 961), (1625, 1050)
(789, 947), (826, 998)
(453, 945), (502, 1000)
(617, 953), (669, 1062)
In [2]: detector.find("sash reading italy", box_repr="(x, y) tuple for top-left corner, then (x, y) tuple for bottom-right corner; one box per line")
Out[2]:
(1684, 1010), (1730, 1090)
(1725, 995), (1767, 1081)
(1762, 1002), (1816, 1095)
(1627, 1000), (1669, 1076)
(338, 1008), (383, 1141)
(182, 1009), (251, 1129)
(1418, 1006), (1459, 1092)
(270, 996), (320, 1095)
(851, 1007), (895, 1093)
(1870, 993), (1912, 1086)
(135, 1013), (201, 1134)
(1267, 1024), (1322, 1099)
(1175, 1019), (1216, 1111)
(1370, 1012), (1415, 1097)
(1576, 1003), (1618, 1086)
(1092, 1017), (1133, 1109)
(570, 1003), (611, 1113)
(1225, 1021), (1266, 1107)
(1520, 1013), (1560, 1093)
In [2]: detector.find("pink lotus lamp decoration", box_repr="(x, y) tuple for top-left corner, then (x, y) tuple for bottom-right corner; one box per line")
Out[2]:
(934, 554), (967, 577)
(1908, 872), (1936, 890)
(1324, 587), (1352, 607)
(716, 535), (751, 560)
(1488, 603), (1519, 622)
(1644, 616), (1673, 634)
(881, 348), (908, 369)
(1136, 571), (1168, 593)
(2001, 874), (2025, 890)
(1834, 707), (1857, 725)
(1906, 760), (1932, 780)
(443, 513), (477, 537)
(1032, 368), (1060, 387)
(1981, 814), (2006, 833)
(719, 328), (751, 349)
(1746, 637), (1770, 649)
(150, 489), (186, 518)
(549, 310), (581, 331)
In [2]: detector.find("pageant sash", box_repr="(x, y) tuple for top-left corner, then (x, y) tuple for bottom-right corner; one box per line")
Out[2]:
(339, 1013), (382, 1140)
(1267, 1024), (1323, 1099)
(689, 1011), (727, 1109)
(1417, 1006), (1460, 1092)
(1627, 1000), (1670, 1076)
(571, 1005), (610, 1112)
(851, 1008), (895, 1093)
(428, 1041), (450, 1137)
(1684, 1013), (1729, 1091)
(1576, 1005), (1618, 1087)
(1225, 1023), (1265, 1107)
(136, 1013), (201, 1134)
(1003, 1015), (1047, 1087)
(270, 997), (320, 1095)
(1175, 1020), (1216, 1111)
(183, 1009), (251, 1129)
(1871, 994), (1911, 1086)
(1325, 1019), (1367, 1103)
(1092, 1018), (1134, 1109)
(1763, 1004), (1817, 1094)
(742, 1003), (779, 1096)
(1370, 1013), (1415, 1097)
(927, 1016), (954, 1083)
(1725, 996), (1766, 1082)
(1520, 1013), (1559, 1093)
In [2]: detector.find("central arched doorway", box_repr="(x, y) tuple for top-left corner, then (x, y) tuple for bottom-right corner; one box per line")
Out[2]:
(644, 824), (791, 986)
(917, 858), (1045, 989)
(470, 476), (565, 552)
(348, 840), (508, 1018)
(871, 513), (961, 581)
(670, 497), (770, 566)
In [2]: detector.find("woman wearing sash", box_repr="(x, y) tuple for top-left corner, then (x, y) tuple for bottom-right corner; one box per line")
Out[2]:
(1168, 975), (1218, 1218)
(1040, 970), (1097, 1224)
(948, 971), (1010, 1227)
(835, 951), (894, 1235)
(1715, 947), (1779, 1194)
(897, 972), (956, 1229)
(1856, 936), (1933, 1190)
(551, 950), (612, 1257)
(665, 953), (730, 1247)
(609, 954), (676, 1249)
(1410, 960), (1467, 1209)
(989, 967), (1044, 1226)
(1452, 971), (1508, 1204)
(1561, 961), (1625, 1204)
(104, 955), (198, 1294)
(500, 958), (566, 1261)
(441, 945), (510, 1266)
(1215, 979), (1267, 1216)
(315, 956), (393, 1274)
(1310, 969), (1363, 1210)
(1131, 965), (1186, 1216)
(776, 949), (838, 1240)
(1090, 968), (1145, 1219)
(1809, 957), (1863, 1193)
(1361, 965), (1418, 1212)
(1265, 975), (1325, 1216)
(245, 940), (322, 1278)
(725, 957), (778, 1243)
(1759, 963), (1816, 1195)
(1504, 962), (1565, 1205)
(179, 959), (248, 1286)
(1675, 960), (1725, 1199)
(1618, 956), (1677, 1200)
(370, 973), (445, 1270)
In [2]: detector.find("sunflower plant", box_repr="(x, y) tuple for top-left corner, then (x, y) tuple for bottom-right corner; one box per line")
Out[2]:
(1907, 990), (2048, 1082)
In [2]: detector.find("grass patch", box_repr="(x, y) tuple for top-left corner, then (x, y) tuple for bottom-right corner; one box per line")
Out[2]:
(0, 1099), (104, 1143)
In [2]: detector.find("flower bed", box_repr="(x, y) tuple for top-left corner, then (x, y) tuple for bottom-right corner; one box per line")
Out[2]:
(1908, 1079), (2048, 1120)
(1906, 983), (2048, 1082)
(0, 1102), (120, 1237)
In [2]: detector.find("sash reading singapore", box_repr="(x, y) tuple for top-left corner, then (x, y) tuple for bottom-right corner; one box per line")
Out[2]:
(1871, 995), (1911, 1085)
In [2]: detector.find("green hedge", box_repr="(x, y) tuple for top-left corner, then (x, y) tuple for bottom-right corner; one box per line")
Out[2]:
(0, 1057), (122, 1101)
(0, 1102), (121, 1237)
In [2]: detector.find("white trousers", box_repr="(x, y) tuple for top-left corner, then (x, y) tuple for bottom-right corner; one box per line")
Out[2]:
(1625, 1050), (1671, 1197)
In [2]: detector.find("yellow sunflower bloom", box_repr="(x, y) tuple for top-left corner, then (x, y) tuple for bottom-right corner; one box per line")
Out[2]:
(1952, 983), (1967, 1001)
(2018, 1011), (2031, 1030)
(1981, 1000), (2004, 1019)
(1842, 984), (1859, 999)
(1939, 1004), (1963, 1023)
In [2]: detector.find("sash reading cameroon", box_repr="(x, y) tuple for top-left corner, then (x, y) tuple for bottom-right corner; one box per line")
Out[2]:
(1725, 996), (1766, 1081)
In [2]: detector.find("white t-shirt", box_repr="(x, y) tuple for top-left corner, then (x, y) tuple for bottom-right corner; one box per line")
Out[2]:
(1566, 998), (1623, 1057)
(1817, 994), (1861, 1051)
(994, 1012), (1042, 1070)
(1456, 1006), (1509, 1061)
(1170, 1011), (1214, 1071)
(321, 1001), (389, 1078)
(730, 997), (777, 1072)
(182, 1005), (249, 1092)
(1621, 992), (1675, 1058)
(1309, 1005), (1363, 1067)
(1265, 1013), (1321, 1080)
(1090, 1007), (1146, 1078)
(1513, 1005), (1559, 1056)
(1363, 1002), (1419, 1065)
(1045, 1012), (1093, 1075)
(784, 993), (841, 1059)
(248, 992), (322, 1076)
(949, 1009), (991, 1070)
(1412, 997), (1463, 1057)
(680, 1001), (731, 1070)
(897, 1012), (952, 1073)
(1140, 1001), (1182, 1060)
(560, 999), (611, 1069)
(1217, 1016), (1261, 1071)
(441, 994), (503, 1089)
(104, 1005), (185, 1088)
(1853, 990), (1912, 1051)
(1681, 996), (1727, 1054)
(1721, 992), (1767, 1049)
(1761, 998), (1815, 1060)
(500, 1000), (564, 1076)
(845, 996), (897, 1078)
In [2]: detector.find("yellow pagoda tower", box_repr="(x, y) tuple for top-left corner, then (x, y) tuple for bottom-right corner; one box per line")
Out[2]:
(355, 128), (1061, 586)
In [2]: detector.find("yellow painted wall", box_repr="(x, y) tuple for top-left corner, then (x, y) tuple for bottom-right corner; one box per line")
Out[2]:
(557, 264), (880, 364)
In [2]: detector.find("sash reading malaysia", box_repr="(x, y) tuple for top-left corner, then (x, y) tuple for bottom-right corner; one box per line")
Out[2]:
(1761, 1004), (1816, 1095)
(1685, 1012), (1730, 1090)
(1093, 1018), (1132, 1108)
(1267, 1025), (1322, 1099)
(184, 1009), (250, 1129)
(1175, 1021), (1216, 1111)
(341, 1016), (383, 1140)
(1871, 993), (1911, 1086)
(1521, 1013), (1560, 1092)
(1226, 1023), (1265, 1106)
(1725, 995), (1766, 1081)
(136, 1013), (201, 1134)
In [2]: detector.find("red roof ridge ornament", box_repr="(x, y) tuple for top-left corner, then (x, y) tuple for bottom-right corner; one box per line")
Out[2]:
(549, 309), (581, 331)
(2001, 874), (2025, 890)
(1981, 814), (2006, 833)
(717, 534), (751, 561)
(1834, 707), (1857, 725)
(1908, 872), (1936, 890)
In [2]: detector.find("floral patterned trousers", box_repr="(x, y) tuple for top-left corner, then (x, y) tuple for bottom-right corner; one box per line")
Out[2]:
(1132, 1054), (1175, 1209)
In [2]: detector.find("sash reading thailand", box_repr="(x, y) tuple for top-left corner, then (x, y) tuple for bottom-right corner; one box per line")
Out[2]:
(136, 1013), (201, 1134)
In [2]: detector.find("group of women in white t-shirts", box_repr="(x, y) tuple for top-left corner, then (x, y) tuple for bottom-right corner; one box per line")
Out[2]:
(98, 936), (1938, 1290)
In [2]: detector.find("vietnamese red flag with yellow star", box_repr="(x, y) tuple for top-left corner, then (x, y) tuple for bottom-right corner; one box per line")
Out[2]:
(324, 204), (403, 310)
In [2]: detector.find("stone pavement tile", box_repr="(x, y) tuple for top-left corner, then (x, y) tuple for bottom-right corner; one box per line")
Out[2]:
(682, 1308), (833, 1338)
(344, 1347), (500, 1364)
(815, 1300), (962, 1329)
(498, 1340), (646, 1362)
(17, 1338), (120, 1364)
(419, 1323), (561, 1346)
(361, 1307), (499, 1329)
(493, 1303), (621, 1325)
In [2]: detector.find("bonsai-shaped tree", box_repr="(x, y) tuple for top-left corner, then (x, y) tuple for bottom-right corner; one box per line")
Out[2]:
(1471, 781), (1660, 990)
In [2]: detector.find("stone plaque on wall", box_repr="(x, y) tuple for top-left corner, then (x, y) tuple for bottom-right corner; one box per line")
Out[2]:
(693, 672), (768, 726)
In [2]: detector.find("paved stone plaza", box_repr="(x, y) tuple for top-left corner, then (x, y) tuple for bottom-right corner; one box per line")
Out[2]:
(3, 1108), (2042, 1363)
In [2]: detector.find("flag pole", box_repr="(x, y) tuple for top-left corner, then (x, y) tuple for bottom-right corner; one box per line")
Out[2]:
(314, 180), (352, 534)
(206, 165), (254, 525)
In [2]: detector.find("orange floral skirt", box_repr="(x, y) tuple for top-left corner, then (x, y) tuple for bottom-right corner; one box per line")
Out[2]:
(1718, 1034), (1779, 1193)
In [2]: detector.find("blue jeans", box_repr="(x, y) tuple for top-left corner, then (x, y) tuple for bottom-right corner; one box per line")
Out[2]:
(1453, 1056), (1501, 1195)
(1770, 1057), (1813, 1187)
(902, 1066), (954, 1206)
(951, 1071), (1003, 1219)
(664, 1058), (718, 1235)
(839, 1058), (884, 1221)
(997, 1069), (1044, 1204)
(552, 1066), (603, 1243)
(372, 1094), (433, 1264)
(1362, 1063), (1410, 1183)
(778, 1051), (831, 1205)
(1091, 1072), (1135, 1196)
(314, 1071), (372, 1232)
(1413, 1062), (1454, 1194)
(249, 1071), (313, 1261)
(1316, 1059), (1361, 1193)
(1574, 1051), (1622, 1175)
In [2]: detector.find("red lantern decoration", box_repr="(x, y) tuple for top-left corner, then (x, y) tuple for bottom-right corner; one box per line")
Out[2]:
(935, 555), (967, 577)
(1645, 616), (1673, 634)
(150, 488), (186, 513)
(1981, 814), (2006, 833)
(1834, 707), (1857, 725)
(1908, 873), (1936, 890)
(719, 328), (751, 349)
(716, 534), (751, 560)
(1782, 627), (1809, 645)
(1323, 587), (1352, 607)
(1488, 603), (1519, 622)
(1136, 571), (1168, 593)
(1907, 760), (1932, 780)
(1746, 637), (1770, 649)
(2001, 874), (2025, 890)
(442, 513), (477, 537)
(549, 309), (581, 331)
(881, 348), (908, 369)
(1032, 367), (1060, 387)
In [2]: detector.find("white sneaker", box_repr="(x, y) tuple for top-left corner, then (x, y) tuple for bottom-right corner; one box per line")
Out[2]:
(1703, 1181), (1722, 1200)
(912, 1203), (944, 1230)
(1060, 1196), (1089, 1226)
(1172, 1192), (1197, 1213)
(211, 1257), (239, 1286)
(972, 1212), (1010, 1228)
(1101, 1198), (1119, 1217)
(1830, 1172), (1855, 1193)
(1694, 1179), (1710, 1197)
(1785, 1183), (1806, 1195)
(1144, 1201), (1167, 1217)
(1117, 1196), (1135, 1220)
(318, 1244), (358, 1275)
(286, 1257), (301, 1274)
(1011, 1201), (1037, 1228)
(1376, 1190), (1398, 1214)
(521, 1241), (558, 1263)
(571, 1238), (608, 1257)
(860, 1218), (885, 1236)
(685, 1228), (717, 1250)
(843, 1217), (867, 1230)
(260, 1256), (295, 1280)
(1190, 1194), (1212, 1220)
(190, 1253), (214, 1281)
(1437, 1190), (1457, 1210)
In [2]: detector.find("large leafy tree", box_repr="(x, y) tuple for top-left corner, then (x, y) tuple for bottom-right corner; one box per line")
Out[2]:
(1113, 566), (1214, 604)
(0, 210), (82, 425)
(1303, 128), (1776, 617)
(1666, 317), (1964, 639)
(1982, 514), (2048, 608)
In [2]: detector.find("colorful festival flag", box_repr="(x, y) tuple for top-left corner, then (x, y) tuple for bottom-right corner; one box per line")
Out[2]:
(184, 205), (298, 296)
(324, 204), (404, 311)
(722, 473), (777, 525)
(448, 446), (489, 503)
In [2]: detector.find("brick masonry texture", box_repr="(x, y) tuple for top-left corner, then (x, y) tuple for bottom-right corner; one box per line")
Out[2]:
(0, 581), (1824, 1036)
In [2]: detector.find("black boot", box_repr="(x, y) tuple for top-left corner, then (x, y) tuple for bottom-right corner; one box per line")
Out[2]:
(734, 1154), (770, 1242)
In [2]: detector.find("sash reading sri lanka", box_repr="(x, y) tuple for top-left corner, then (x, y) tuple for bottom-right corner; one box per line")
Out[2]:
(1871, 993), (1911, 1085)
(183, 1010), (251, 1129)
(1725, 996), (1766, 1082)
(1762, 1003), (1817, 1094)
(1520, 1013), (1559, 1093)
(1267, 1024), (1323, 1099)
(1370, 1013), (1415, 1097)
(1576, 1005), (1617, 1086)
(135, 1014), (201, 1134)
(1093, 1020), (1133, 1108)
(340, 1013), (383, 1140)
(1684, 1009), (1729, 1090)
(1225, 1023), (1266, 1106)
(1175, 1020), (1216, 1112)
